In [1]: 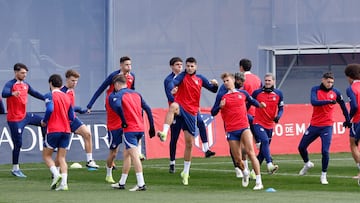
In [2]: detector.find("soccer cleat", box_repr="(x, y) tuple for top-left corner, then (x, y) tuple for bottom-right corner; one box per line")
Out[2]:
(50, 175), (62, 190)
(129, 185), (146, 191)
(180, 171), (189, 185)
(320, 176), (329, 185)
(86, 160), (99, 169)
(299, 161), (314, 176)
(242, 173), (249, 187)
(205, 150), (216, 158)
(55, 185), (69, 191)
(253, 183), (264, 190)
(249, 169), (256, 180)
(235, 167), (243, 178)
(111, 183), (126, 189)
(11, 170), (27, 178)
(139, 154), (146, 161)
(267, 164), (279, 175)
(157, 131), (167, 142)
(105, 175), (115, 183)
(169, 164), (175, 174)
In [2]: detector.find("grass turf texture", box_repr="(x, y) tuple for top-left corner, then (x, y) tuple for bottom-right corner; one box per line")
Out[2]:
(0, 153), (360, 203)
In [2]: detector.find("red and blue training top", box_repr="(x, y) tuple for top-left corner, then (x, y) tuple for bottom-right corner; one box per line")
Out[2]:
(43, 89), (74, 134)
(346, 80), (360, 123)
(173, 71), (218, 116)
(252, 87), (284, 129)
(2, 79), (44, 121)
(310, 84), (349, 126)
(108, 88), (154, 133)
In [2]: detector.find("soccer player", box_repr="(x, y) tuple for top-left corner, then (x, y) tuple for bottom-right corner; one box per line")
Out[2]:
(60, 69), (98, 168)
(252, 73), (284, 174)
(86, 56), (140, 172)
(211, 72), (264, 190)
(157, 57), (218, 185)
(109, 74), (155, 191)
(41, 74), (74, 191)
(215, 72), (247, 178)
(163, 57), (216, 174)
(238, 58), (262, 177)
(344, 64), (360, 185)
(298, 72), (350, 185)
(1, 63), (45, 178)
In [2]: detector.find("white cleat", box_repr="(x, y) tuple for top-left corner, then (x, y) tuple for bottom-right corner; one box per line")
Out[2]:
(253, 183), (264, 190)
(299, 161), (314, 176)
(235, 167), (243, 178)
(320, 176), (329, 185)
(242, 173), (249, 187)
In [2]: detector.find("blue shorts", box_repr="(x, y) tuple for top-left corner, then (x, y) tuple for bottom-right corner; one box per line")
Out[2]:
(123, 132), (143, 149)
(178, 106), (197, 136)
(108, 128), (123, 150)
(226, 127), (250, 141)
(70, 117), (84, 132)
(43, 132), (71, 149)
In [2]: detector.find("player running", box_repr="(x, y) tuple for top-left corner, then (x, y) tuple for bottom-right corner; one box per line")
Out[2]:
(344, 64), (360, 186)
(157, 57), (218, 185)
(163, 57), (216, 173)
(211, 72), (264, 190)
(298, 72), (350, 185)
(252, 73), (283, 174)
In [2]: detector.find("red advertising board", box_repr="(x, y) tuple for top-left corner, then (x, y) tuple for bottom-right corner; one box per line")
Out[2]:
(144, 104), (350, 159)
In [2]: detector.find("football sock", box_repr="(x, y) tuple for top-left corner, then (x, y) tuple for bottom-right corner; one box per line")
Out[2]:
(137, 143), (142, 155)
(50, 166), (59, 176)
(86, 153), (93, 162)
(106, 166), (112, 176)
(61, 173), (68, 186)
(162, 124), (170, 134)
(120, 173), (128, 185)
(256, 174), (262, 185)
(357, 163), (360, 170)
(183, 161), (191, 174)
(13, 164), (19, 171)
(244, 160), (249, 170)
(136, 172), (145, 186)
(170, 160), (175, 165)
(203, 142), (209, 152)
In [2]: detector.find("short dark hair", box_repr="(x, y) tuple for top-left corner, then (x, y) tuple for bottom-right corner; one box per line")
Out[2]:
(13, 63), (28, 72)
(65, 69), (80, 78)
(169, 57), (183, 66)
(112, 74), (127, 84)
(186, 57), (197, 64)
(49, 74), (63, 88)
(120, 56), (131, 64)
(239, 58), (252, 71)
(345, 64), (360, 80)
(234, 72), (245, 82)
(322, 72), (334, 79)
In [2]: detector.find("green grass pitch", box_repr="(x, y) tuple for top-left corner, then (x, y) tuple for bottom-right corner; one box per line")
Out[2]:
(0, 153), (359, 203)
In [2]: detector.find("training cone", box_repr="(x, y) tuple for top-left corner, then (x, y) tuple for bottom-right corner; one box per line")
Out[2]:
(70, 162), (82, 169)
(265, 188), (276, 192)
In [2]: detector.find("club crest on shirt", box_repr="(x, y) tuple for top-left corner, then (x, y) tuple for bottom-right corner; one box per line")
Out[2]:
(272, 96), (276, 101)
(194, 79), (199, 85)
(329, 94), (334, 99)
(238, 94), (242, 99)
